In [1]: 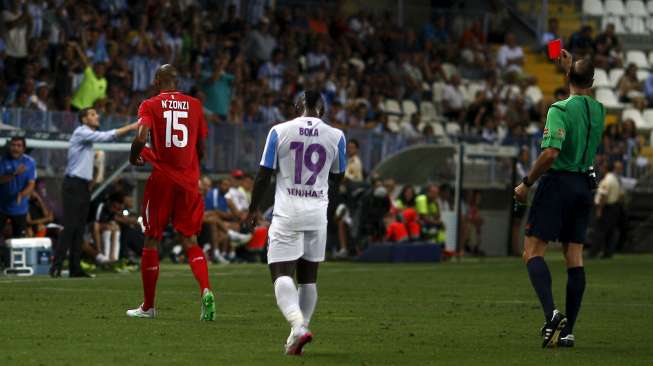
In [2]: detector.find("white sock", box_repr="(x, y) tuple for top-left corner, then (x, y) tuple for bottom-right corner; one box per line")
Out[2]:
(298, 283), (317, 327)
(101, 231), (112, 259)
(274, 276), (305, 331)
(95, 253), (108, 264)
(112, 230), (121, 261)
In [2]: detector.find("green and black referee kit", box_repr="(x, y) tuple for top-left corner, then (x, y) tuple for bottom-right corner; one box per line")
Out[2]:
(525, 95), (605, 244)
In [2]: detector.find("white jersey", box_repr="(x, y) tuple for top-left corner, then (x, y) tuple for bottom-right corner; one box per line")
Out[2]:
(260, 116), (347, 231)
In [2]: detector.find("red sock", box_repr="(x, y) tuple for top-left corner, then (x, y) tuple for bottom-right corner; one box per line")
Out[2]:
(140, 248), (159, 310)
(186, 245), (211, 294)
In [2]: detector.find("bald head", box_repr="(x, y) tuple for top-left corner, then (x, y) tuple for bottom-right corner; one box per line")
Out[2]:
(154, 64), (178, 91)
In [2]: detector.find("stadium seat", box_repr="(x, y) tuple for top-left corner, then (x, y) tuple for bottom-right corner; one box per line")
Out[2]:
(594, 68), (612, 88)
(420, 101), (438, 122)
(648, 0), (653, 13)
(627, 0), (648, 15)
(441, 63), (458, 79)
(641, 109), (653, 128)
(627, 50), (650, 68)
(432, 81), (446, 104)
(583, 0), (604, 15)
(384, 99), (402, 116)
(465, 82), (485, 104)
(638, 69), (650, 81)
(602, 15), (627, 33)
(524, 85), (543, 104)
(625, 16), (648, 34)
(609, 68), (625, 87)
(387, 118), (401, 132)
(431, 122), (446, 136)
(402, 99), (418, 116)
(445, 122), (461, 136)
(623, 108), (649, 129)
(595, 87), (622, 108)
(605, 0), (627, 15)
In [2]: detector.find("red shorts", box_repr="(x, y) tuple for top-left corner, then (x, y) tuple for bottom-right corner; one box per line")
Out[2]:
(142, 170), (204, 240)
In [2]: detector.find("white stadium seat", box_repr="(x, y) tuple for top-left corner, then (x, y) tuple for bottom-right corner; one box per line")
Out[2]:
(401, 99), (418, 116)
(441, 63), (458, 79)
(627, 50), (649, 68)
(605, 0), (627, 15)
(641, 109), (653, 128)
(648, 0), (653, 14)
(420, 101), (438, 122)
(623, 108), (649, 129)
(432, 82), (446, 104)
(647, 16), (653, 32)
(626, 0), (647, 15)
(525, 85), (543, 104)
(648, 50), (653, 66)
(384, 99), (401, 115)
(445, 122), (461, 136)
(386, 118), (400, 133)
(464, 82), (484, 104)
(431, 122), (446, 137)
(609, 68), (625, 87)
(595, 88), (622, 108)
(602, 15), (627, 33)
(593, 68), (611, 88)
(583, 0), (604, 15)
(637, 69), (650, 81)
(625, 16), (648, 34)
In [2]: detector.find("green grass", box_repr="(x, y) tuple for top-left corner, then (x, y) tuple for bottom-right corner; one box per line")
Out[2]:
(1, 254), (652, 365)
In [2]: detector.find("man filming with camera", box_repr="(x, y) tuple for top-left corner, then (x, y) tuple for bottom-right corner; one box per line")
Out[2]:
(514, 49), (605, 349)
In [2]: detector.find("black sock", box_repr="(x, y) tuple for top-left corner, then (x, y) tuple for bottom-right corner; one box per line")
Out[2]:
(563, 266), (586, 336)
(526, 256), (555, 321)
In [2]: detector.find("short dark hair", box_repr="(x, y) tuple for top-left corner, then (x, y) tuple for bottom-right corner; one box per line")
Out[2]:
(78, 108), (93, 124)
(569, 58), (594, 89)
(10, 136), (26, 148)
(348, 138), (359, 149)
(303, 90), (322, 110)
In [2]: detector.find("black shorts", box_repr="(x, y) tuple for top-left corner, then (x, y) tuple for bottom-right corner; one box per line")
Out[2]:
(526, 170), (593, 244)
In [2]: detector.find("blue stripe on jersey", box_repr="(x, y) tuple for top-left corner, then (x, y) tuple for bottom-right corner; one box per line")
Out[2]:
(263, 129), (278, 168)
(338, 135), (347, 173)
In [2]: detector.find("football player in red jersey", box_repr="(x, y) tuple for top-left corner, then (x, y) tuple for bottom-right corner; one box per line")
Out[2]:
(126, 64), (215, 320)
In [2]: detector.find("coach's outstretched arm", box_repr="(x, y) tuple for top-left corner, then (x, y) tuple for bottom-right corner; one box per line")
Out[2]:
(129, 124), (149, 166)
(246, 166), (275, 228)
(514, 147), (560, 203)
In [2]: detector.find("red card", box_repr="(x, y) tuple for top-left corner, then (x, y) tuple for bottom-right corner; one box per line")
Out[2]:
(548, 39), (562, 60)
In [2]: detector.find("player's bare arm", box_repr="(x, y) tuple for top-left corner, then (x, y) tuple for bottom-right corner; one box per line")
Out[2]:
(129, 124), (149, 166)
(116, 122), (140, 137)
(246, 166), (274, 228)
(514, 147), (560, 203)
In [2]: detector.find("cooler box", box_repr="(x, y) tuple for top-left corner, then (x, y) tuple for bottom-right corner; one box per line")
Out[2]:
(4, 237), (52, 276)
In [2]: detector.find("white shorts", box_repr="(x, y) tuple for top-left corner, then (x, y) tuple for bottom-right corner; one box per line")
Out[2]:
(267, 221), (327, 264)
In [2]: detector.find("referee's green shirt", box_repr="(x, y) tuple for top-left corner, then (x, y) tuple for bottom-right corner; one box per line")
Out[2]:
(541, 95), (605, 172)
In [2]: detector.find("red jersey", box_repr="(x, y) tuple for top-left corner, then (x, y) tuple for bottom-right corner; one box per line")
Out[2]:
(138, 90), (208, 191)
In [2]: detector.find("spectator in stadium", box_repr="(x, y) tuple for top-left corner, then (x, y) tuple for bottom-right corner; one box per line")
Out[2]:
(590, 161), (624, 259)
(438, 183), (454, 213)
(461, 190), (484, 255)
(242, 16), (277, 62)
(643, 73), (653, 107)
(617, 64), (647, 109)
(226, 170), (251, 212)
(2, 0), (31, 85)
(52, 109), (138, 278)
(496, 33), (525, 75)
(345, 139), (363, 182)
(568, 25), (594, 57)
(540, 18), (559, 52)
(70, 42), (107, 111)
(203, 55), (237, 122)
(0, 136), (36, 239)
(258, 49), (286, 92)
(442, 74), (465, 121)
(593, 23), (622, 70)
(27, 83), (50, 111)
(400, 112), (423, 143)
(415, 184), (445, 244)
(258, 91), (285, 125)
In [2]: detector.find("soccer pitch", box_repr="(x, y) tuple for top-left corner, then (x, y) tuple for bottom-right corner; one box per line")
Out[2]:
(1, 255), (652, 366)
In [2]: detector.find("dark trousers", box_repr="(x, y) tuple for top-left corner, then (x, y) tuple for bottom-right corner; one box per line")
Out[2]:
(591, 204), (620, 258)
(55, 176), (91, 274)
(0, 213), (27, 267)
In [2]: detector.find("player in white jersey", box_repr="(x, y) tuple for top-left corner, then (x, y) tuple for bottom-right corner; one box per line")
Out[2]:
(247, 91), (347, 356)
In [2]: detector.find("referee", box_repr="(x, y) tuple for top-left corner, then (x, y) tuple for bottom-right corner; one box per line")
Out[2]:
(514, 49), (604, 349)
(51, 108), (137, 278)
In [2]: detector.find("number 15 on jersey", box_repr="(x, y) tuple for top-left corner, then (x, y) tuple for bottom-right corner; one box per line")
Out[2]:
(163, 110), (188, 148)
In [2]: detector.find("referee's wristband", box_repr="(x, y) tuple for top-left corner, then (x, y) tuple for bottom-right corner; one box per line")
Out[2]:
(522, 176), (533, 187)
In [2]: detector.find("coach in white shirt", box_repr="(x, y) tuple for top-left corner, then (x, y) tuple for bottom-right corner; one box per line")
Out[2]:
(497, 33), (525, 74)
